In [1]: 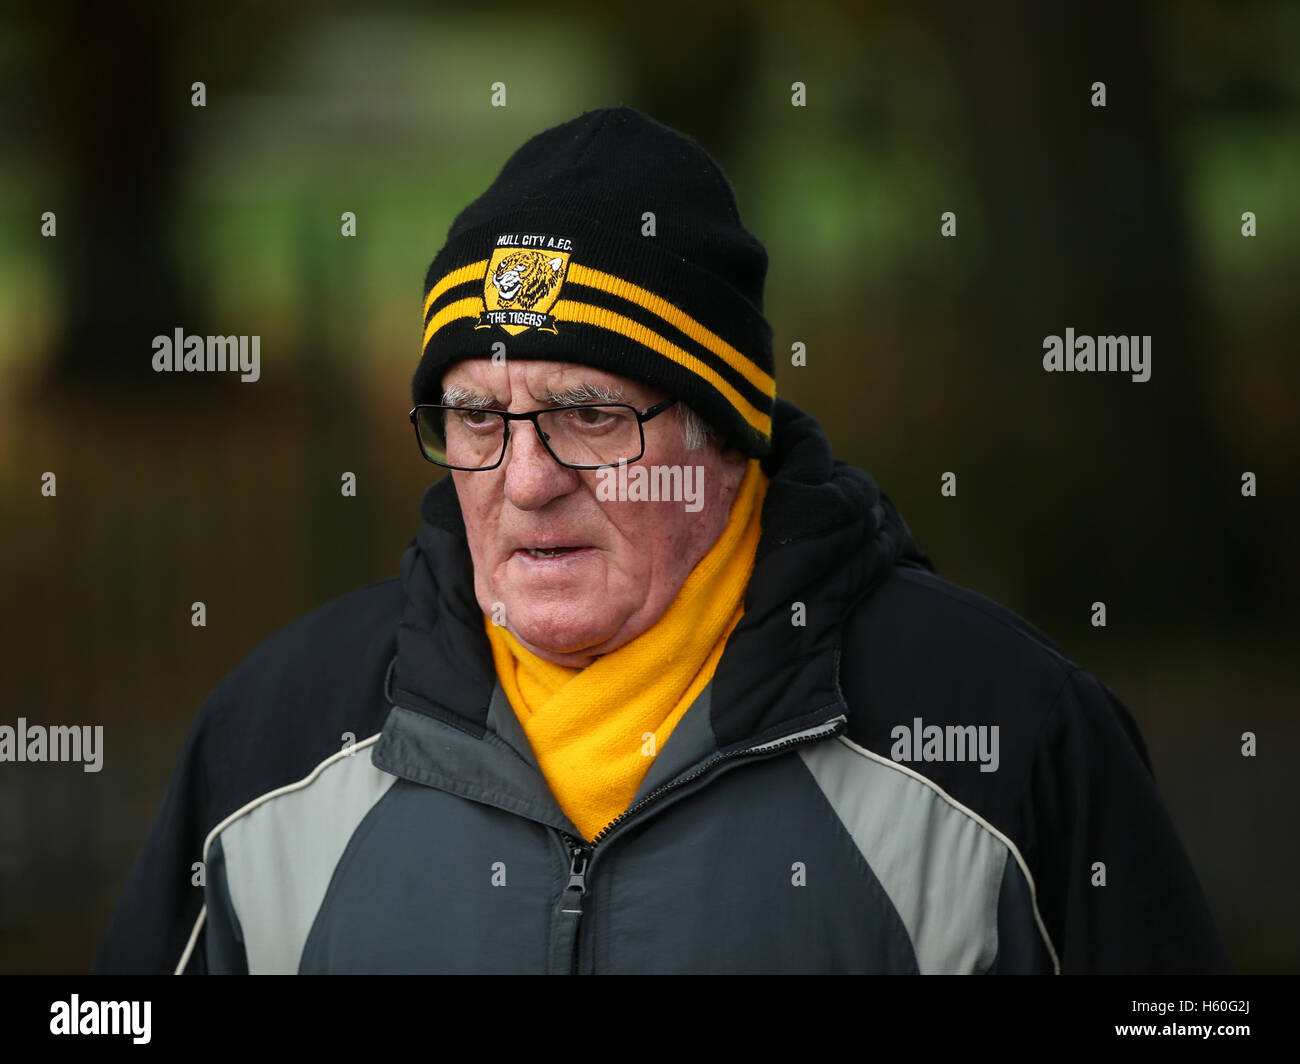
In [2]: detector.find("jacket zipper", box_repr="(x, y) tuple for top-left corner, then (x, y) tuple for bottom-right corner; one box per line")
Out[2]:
(560, 839), (591, 975)
(557, 712), (846, 974)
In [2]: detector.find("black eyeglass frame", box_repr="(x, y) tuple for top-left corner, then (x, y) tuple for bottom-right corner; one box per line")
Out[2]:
(408, 398), (680, 471)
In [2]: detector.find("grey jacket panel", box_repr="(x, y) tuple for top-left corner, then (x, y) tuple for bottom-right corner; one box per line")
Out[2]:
(796, 736), (1021, 974)
(213, 739), (397, 974)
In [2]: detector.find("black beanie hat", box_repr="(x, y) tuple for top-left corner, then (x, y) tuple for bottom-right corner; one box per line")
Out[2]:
(412, 105), (776, 457)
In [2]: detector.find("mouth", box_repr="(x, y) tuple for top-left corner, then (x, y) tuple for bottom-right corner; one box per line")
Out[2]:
(514, 546), (592, 562)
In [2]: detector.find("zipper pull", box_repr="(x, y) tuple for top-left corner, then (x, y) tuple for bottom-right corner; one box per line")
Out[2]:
(561, 838), (591, 915)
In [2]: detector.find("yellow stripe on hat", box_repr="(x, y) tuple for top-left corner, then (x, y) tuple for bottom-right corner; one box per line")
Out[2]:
(423, 261), (488, 321)
(553, 301), (771, 437)
(566, 263), (775, 401)
(423, 296), (484, 349)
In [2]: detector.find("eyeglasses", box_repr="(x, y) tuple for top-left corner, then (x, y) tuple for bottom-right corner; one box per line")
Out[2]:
(409, 399), (679, 471)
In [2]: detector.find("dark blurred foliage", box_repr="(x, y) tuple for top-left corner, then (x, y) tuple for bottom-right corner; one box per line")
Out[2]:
(1, 0), (1296, 972)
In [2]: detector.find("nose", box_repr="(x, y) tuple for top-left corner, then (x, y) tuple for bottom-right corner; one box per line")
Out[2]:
(501, 419), (579, 511)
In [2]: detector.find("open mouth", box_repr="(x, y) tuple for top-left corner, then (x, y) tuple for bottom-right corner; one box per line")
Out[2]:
(521, 546), (584, 559)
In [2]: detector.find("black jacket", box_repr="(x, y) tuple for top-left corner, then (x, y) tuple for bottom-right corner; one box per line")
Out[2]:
(94, 399), (1231, 973)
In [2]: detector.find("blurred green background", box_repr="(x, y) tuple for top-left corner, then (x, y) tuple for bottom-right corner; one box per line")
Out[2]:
(1, 0), (1296, 972)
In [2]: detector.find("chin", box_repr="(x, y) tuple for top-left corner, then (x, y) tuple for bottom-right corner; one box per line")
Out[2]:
(509, 604), (615, 659)
(514, 606), (631, 655)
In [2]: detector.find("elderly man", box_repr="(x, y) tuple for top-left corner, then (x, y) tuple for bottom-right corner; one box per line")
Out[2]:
(95, 106), (1229, 974)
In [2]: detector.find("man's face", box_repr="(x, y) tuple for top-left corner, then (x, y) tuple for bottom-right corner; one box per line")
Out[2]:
(444, 359), (749, 667)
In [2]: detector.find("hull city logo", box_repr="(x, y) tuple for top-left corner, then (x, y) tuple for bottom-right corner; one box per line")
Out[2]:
(475, 233), (573, 336)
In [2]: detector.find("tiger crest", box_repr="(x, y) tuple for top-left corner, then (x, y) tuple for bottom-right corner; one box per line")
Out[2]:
(491, 252), (563, 307)
(476, 235), (574, 336)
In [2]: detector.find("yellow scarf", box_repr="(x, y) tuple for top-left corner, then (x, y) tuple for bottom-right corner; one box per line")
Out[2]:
(485, 459), (768, 840)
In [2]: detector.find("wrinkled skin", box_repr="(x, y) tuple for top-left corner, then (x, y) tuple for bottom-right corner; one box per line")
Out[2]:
(444, 359), (748, 667)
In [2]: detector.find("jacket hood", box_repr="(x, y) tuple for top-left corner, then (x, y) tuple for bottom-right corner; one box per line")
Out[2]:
(391, 397), (933, 746)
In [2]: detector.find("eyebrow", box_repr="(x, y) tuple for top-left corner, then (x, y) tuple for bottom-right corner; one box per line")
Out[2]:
(545, 383), (627, 405)
(441, 386), (499, 408)
(441, 383), (628, 408)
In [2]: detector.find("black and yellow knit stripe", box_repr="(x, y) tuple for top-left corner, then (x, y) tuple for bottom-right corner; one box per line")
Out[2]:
(565, 264), (774, 414)
(422, 262), (482, 323)
(422, 261), (775, 439)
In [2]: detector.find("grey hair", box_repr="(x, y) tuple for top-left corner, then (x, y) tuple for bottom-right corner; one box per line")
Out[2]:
(678, 402), (718, 451)
(440, 384), (494, 407)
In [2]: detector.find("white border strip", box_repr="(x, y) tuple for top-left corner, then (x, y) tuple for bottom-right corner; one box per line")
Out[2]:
(834, 734), (1062, 975)
(173, 733), (383, 975)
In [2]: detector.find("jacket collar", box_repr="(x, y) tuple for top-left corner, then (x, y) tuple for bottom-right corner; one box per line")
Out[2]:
(388, 397), (932, 750)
